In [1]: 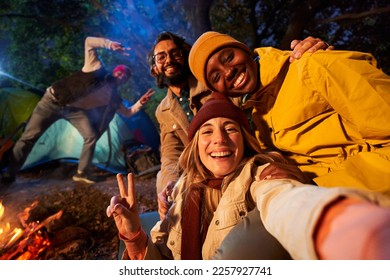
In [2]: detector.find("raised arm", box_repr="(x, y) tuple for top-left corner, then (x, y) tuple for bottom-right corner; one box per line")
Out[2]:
(117, 88), (155, 118)
(82, 36), (131, 72)
(250, 179), (390, 259)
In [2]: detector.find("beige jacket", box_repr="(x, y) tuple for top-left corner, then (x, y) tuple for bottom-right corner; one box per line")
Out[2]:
(155, 75), (210, 193)
(142, 155), (390, 260)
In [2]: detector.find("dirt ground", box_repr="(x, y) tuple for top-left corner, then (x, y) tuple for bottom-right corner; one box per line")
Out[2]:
(0, 161), (158, 260)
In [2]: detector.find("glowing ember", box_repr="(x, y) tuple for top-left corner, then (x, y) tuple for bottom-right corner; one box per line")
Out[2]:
(0, 200), (62, 260)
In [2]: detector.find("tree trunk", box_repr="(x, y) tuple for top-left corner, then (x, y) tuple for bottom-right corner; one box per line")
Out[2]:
(181, 0), (214, 42)
(279, 0), (327, 49)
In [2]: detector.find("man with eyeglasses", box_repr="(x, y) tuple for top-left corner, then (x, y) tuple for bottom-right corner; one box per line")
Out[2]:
(148, 31), (333, 199)
(147, 32), (211, 195)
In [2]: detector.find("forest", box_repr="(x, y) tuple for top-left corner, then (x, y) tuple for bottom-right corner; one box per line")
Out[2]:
(1, 0), (389, 128)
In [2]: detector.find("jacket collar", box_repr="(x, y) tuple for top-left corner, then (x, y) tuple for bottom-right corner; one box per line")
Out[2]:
(160, 74), (210, 112)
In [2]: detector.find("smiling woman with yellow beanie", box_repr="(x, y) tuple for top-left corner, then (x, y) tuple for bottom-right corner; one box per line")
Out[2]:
(188, 31), (390, 195)
(188, 31), (252, 89)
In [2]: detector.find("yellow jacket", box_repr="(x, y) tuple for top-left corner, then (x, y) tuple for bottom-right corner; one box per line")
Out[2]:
(243, 48), (390, 193)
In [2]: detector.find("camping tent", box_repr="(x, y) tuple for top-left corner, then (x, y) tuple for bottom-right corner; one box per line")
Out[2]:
(0, 87), (160, 173)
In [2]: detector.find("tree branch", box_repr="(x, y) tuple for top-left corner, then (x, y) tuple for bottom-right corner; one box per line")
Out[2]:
(317, 6), (390, 24)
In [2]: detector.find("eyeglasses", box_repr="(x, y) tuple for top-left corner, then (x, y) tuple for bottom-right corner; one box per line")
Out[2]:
(152, 49), (183, 64)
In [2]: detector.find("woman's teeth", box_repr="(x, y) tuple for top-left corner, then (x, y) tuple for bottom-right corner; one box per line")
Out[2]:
(233, 72), (245, 88)
(211, 151), (232, 158)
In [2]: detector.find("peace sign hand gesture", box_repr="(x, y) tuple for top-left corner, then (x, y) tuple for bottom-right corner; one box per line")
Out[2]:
(110, 41), (131, 56)
(106, 173), (142, 239)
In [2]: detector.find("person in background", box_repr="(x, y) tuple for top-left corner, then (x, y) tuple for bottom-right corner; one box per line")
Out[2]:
(1, 36), (154, 184)
(188, 31), (390, 195)
(107, 94), (390, 260)
(148, 31), (332, 195)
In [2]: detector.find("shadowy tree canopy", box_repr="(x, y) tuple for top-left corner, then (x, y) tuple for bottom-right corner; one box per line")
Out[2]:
(1, 0), (389, 128)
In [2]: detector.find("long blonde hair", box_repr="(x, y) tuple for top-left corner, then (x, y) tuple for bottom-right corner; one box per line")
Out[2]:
(177, 124), (285, 190)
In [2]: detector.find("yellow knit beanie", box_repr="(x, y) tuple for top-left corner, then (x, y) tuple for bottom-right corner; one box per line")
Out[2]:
(189, 31), (252, 90)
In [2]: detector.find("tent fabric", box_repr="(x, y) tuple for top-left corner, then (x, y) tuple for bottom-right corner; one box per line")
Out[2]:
(0, 88), (160, 174)
(0, 87), (40, 139)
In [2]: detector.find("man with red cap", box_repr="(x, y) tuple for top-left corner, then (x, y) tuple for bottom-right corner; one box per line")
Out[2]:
(2, 37), (154, 184)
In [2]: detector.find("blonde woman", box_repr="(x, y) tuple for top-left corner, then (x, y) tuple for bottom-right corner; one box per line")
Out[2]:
(107, 94), (390, 260)
(188, 31), (390, 194)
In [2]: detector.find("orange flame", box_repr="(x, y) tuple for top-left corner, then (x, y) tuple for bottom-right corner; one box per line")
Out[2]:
(0, 200), (62, 260)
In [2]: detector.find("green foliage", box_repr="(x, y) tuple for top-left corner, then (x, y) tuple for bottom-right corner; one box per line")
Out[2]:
(1, 0), (389, 129)
(209, 0), (390, 74)
(210, 0), (255, 44)
(139, 88), (166, 132)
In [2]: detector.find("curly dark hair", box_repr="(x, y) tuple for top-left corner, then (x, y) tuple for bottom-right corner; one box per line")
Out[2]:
(147, 31), (192, 89)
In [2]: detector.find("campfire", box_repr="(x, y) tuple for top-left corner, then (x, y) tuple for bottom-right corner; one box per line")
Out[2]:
(0, 183), (122, 260)
(0, 200), (62, 260)
(0, 171), (156, 260)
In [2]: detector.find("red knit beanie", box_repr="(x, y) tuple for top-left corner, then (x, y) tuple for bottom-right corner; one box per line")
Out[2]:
(113, 64), (131, 78)
(188, 92), (251, 141)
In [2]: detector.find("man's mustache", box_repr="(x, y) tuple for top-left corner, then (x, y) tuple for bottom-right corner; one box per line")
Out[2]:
(162, 62), (182, 71)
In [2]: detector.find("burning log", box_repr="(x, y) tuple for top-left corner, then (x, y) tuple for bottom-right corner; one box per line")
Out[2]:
(45, 226), (93, 259)
(0, 180), (127, 260)
(0, 200), (62, 260)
